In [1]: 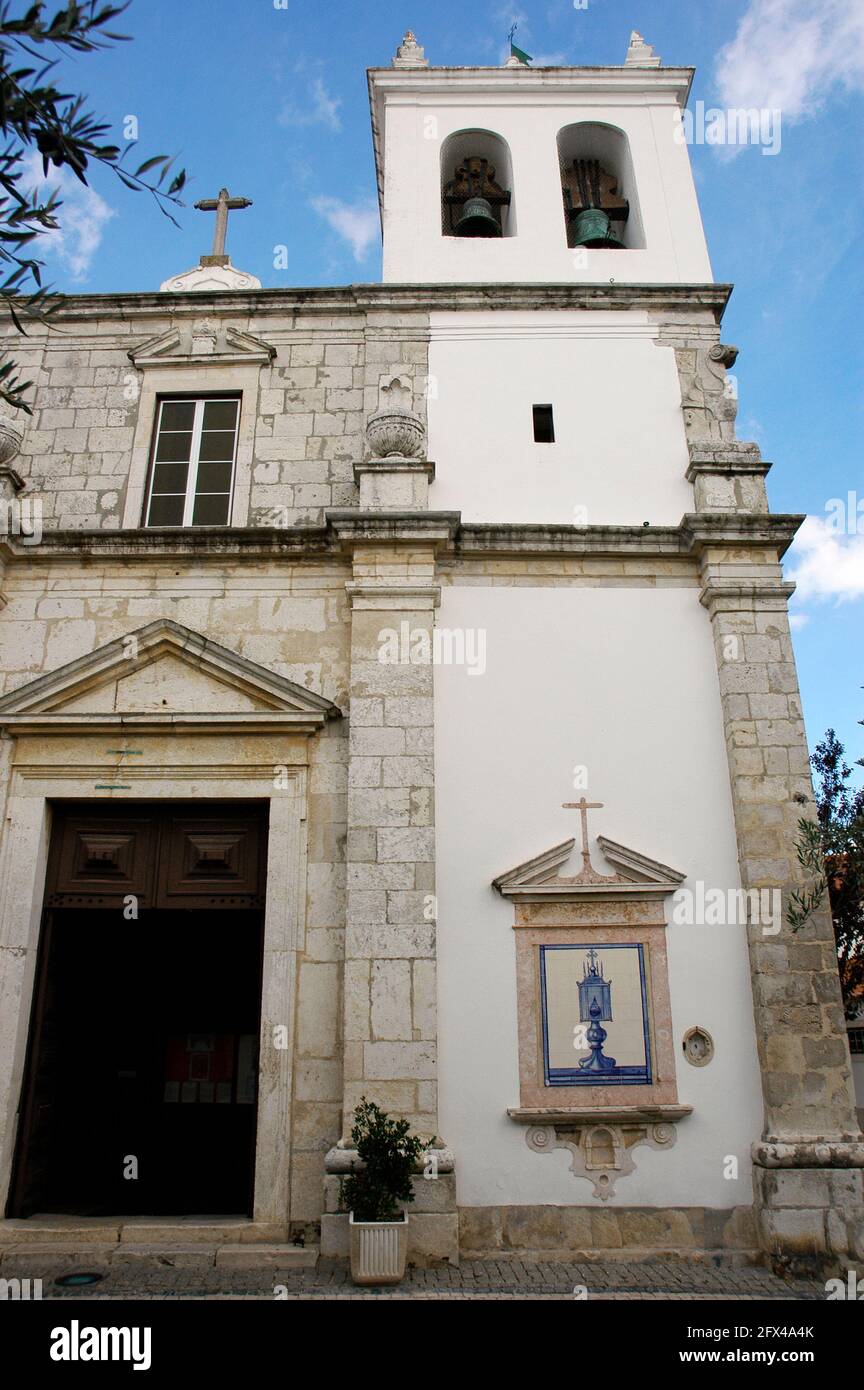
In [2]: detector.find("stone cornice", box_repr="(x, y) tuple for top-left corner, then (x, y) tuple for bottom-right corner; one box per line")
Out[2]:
(327, 510), (460, 549)
(508, 1105), (693, 1126)
(456, 522), (685, 557)
(0, 526), (337, 562)
(682, 512), (804, 559)
(0, 512), (804, 564)
(686, 457), (773, 481)
(15, 281), (733, 324)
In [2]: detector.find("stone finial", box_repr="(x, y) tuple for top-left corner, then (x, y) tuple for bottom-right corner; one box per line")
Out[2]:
(624, 30), (662, 67)
(366, 407), (425, 459)
(393, 30), (428, 68)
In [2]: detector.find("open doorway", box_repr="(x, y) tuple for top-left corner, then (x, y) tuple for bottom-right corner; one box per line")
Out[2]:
(8, 802), (268, 1218)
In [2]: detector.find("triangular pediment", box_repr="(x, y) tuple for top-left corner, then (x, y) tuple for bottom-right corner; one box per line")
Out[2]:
(493, 834), (685, 901)
(0, 620), (341, 733)
(128, 322), (276, 369)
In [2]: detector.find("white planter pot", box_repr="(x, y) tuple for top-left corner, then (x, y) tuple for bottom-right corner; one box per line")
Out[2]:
(349, 1211), (408, 1285)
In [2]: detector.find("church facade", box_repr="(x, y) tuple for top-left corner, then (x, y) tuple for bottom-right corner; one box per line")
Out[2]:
(0, 32), (860, 1270)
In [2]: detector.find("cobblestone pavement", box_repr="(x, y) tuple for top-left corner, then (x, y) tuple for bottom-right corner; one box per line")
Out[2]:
(2, 1258), (827, 1301)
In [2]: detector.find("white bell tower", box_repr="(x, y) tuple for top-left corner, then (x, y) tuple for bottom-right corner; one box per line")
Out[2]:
(368, 32), (712, 284)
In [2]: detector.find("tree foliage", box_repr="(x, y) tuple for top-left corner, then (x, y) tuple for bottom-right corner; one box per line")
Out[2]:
(340, 1098), (429, 1223)
(787, 724), (864, 1016)
(0, 1), (186, 411)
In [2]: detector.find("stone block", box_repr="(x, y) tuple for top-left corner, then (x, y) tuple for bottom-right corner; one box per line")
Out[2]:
(371, 959), (412, 1040)
(346, 923), (435, 958)
(348, 787), (410, 827)
(458, 1207), (503, 1253)
(349, 725), (405, 757)
(296, 962), (340, 1058)
(363, 1040), (436, 1080)
(348, 758), (381, 789)
(344, 960), (370, 1041)
(412, 959), (437, 1040)
(377, 827), (435, 863)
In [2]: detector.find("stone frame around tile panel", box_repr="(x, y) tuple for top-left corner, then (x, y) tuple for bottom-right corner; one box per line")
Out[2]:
(493, 832), (689, 1115)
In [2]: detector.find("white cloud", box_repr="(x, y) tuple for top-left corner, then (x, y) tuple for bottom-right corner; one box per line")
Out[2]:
(784, 515), (864, 604)
(715, 0), (864, 121)
(309, 196), (378, 262)
(23, 151), (115, 283)
(529, 51), (567, 66)
(279, 77), (342, 133)
(788, 612), (809, 630)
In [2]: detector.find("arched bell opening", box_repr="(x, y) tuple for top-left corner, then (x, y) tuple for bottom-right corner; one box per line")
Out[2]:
(441, 129), (515, 239)
(556, 122), (644, 250)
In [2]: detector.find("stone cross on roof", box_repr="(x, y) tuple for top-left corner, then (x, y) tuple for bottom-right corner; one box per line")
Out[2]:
(160, 186), (261, 293)
(193, 187), (253, 261)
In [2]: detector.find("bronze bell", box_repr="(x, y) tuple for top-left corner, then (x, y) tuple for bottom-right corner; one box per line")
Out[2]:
(571, 207), (624, 249)
(454, 196), (501, 238)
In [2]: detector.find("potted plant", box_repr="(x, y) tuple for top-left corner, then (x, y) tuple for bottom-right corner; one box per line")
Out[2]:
(341, 1097), (428, 1286)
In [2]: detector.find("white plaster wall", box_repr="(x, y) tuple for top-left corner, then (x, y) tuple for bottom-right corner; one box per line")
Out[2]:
(427, 311), (693, 525)
(380, 91), (711, 283)
(434, 583), (763, 1209)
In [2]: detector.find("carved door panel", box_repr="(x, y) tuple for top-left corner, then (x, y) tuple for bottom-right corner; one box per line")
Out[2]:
(155, 811), (266, 908)
(45, 803), (267, 909)
(46, 811), (157, 909)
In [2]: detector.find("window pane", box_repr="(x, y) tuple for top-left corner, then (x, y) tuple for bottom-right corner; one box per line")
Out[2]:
(155, 430), (193, 463)
(147, 494), (185, 527)
(160, 401), (196, 431)
(192, 493), (230, 526)
(150, 461), (189, 494)
(195, 461), (233, 493)
(198, 429), (236, 462)
(203, 399), (239, 431)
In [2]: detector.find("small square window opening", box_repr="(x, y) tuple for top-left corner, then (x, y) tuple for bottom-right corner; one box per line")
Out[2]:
(533, 404), (555, 443)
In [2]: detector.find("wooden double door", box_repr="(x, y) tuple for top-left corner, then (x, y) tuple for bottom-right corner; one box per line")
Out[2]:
(8, 802), (268, 1219)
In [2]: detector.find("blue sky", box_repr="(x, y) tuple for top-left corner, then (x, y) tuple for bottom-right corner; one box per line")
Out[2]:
(24, 0), (864, 773)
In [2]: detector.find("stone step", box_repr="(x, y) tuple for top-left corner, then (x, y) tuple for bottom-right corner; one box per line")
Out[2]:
(0, 1243), (319, 1273)
(0, 1218), (290, 1247)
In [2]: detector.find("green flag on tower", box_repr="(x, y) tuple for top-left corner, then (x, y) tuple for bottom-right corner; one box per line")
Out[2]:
(507, 24), (532, 65)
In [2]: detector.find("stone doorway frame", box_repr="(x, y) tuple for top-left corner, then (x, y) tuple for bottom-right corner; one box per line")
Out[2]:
(0, 620), (343, 1234)
(0, 755), (307, 1231)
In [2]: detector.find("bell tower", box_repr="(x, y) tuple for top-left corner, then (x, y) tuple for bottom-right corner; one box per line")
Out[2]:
(368, 32), (712, 284)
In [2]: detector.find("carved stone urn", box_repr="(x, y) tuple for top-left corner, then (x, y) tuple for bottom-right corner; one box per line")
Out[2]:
(365, 408), (425, 460)
(0, 410), (25, 466)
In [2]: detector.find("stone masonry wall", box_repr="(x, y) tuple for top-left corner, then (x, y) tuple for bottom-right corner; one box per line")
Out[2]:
(0, 553), (351, 1229)
(3, 299), (429, 530)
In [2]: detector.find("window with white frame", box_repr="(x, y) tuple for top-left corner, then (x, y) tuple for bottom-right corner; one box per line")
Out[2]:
(144, 397), (240, 527)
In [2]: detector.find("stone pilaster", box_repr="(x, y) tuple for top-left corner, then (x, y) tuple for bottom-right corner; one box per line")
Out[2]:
(321, 513), (458, 1263)
(668, 326), (864, 1268)
(341, 542), (440, 1136)
(698, 547), (864, 1267)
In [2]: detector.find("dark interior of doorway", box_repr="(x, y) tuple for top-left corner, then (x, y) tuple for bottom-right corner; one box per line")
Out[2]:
(9, 907), (264, 1218)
